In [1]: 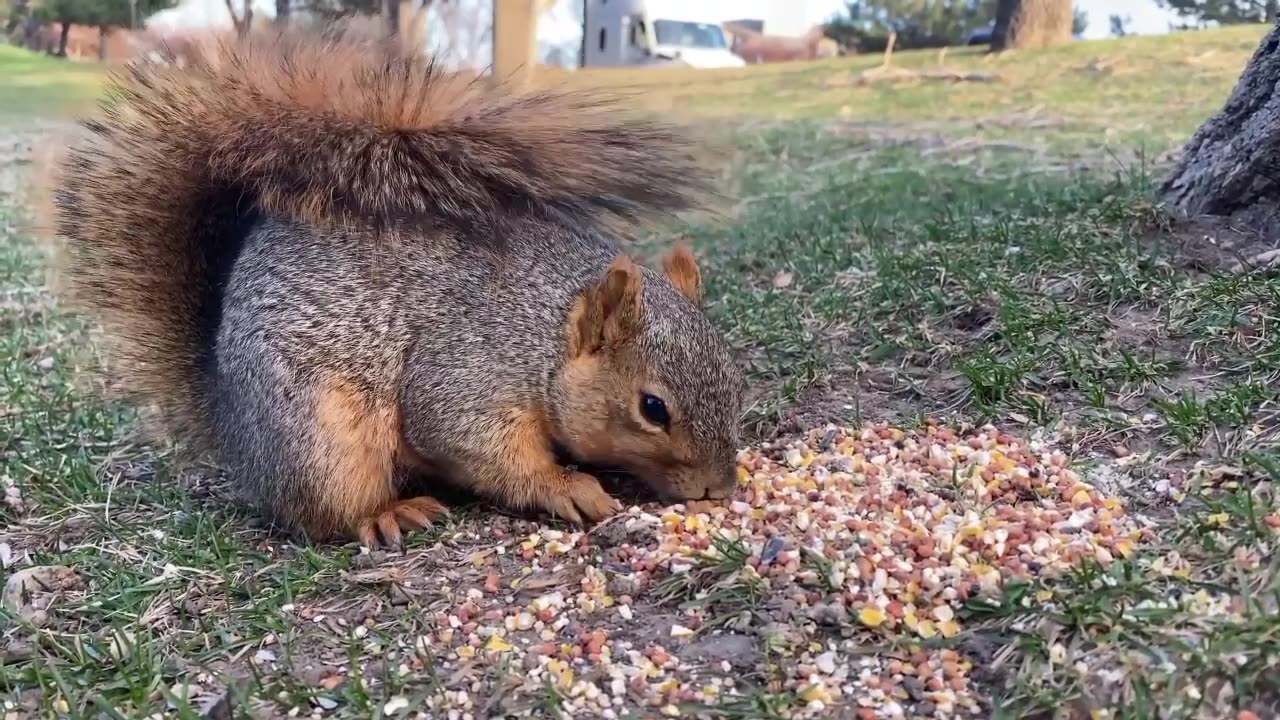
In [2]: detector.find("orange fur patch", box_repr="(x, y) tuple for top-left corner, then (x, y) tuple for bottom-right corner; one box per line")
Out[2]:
(483, 406), (618, 523)
(492, 406), (562, 503)
(309, 379), (400, 537)
(662, 243), (701, 303)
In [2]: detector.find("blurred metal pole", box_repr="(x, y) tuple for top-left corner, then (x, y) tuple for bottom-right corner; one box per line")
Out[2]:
(492, 0), (539, 91)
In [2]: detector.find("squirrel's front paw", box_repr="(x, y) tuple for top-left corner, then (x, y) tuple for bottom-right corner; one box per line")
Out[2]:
(355, 496), (449, 551)
(540, 471), (621, 526)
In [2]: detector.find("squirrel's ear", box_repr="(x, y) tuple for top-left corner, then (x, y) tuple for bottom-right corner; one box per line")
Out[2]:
(662, 243), (701, 303)
(569, 256), (645, 357)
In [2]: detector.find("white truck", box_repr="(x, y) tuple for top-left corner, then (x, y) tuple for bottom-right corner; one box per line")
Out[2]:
(581, 0), (746, 69)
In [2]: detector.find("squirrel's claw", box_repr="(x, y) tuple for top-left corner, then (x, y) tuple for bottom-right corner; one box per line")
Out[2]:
(394, 497), (448, 528)
(543, 472), (621, 527)
(355, 496), (448, 551)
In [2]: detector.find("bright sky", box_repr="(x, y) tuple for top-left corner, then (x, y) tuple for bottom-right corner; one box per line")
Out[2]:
(148, 0), (1185, 42)
(1075, 0), (1183, 37)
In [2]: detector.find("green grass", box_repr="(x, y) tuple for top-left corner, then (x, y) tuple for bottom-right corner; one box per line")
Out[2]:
(556, 24), (1272, 151)
(4, 26), (1280, 720)
(0, 45), (105, 121)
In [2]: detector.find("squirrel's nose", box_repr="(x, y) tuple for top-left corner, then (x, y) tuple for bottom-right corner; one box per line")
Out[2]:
(700, 467), (739, 499)
(703, 484), (736, 500)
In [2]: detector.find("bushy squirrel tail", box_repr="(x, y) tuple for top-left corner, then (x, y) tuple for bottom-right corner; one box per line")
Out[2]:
(49, 27), (713, 452)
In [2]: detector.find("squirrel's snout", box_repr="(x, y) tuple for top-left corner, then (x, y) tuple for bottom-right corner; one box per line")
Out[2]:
(702, 481), (737, 500)
(665, 464), (738, 502)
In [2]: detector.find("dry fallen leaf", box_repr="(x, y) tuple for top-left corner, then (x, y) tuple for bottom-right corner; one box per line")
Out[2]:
(318, 674), (345, 691)
(2, 565), (83, 624)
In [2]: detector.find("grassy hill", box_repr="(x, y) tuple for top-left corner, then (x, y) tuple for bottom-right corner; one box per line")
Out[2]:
(2, 26), (1278, 720)
(2, 24), (1271, 144)
(0, 45), (107, 120)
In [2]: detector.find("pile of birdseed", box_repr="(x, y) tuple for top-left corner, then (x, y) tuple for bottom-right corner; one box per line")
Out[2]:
(400, 422), (1146, 719)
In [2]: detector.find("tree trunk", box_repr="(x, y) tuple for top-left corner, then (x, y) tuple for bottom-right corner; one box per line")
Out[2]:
(21, 15), (41, 49)
(275, 0), (289, 25)
(383, 0), (400, 38)
(493, 0), (539, 90)
(991, 0), (1073, 52)
(1161, 21), (1280, 234)
(57, 21), (70, 57)
(223, 0), (252, 35)
(403, 0), (433, 53)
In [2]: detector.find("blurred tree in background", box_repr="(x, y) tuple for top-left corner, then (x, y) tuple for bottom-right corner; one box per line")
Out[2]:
(991, 0), (1074, 50)
(826, 1), (997, 50)
(5, 0), (173, 55)
(1110, 13), (1132, 36)
(1072, 5), (1086, 34)
(825, 0), (1084, 52)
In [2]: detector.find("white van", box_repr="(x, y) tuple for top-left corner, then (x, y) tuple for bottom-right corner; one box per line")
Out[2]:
(581, 0), (747, 69)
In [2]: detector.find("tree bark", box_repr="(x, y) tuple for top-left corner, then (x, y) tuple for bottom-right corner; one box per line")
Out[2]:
(493, 0), (539, 90)
(1161, 21), (1280, 234)
(403, 0), (434, 53)
(223, 0), (253, 35)
(21, 15), (41, 49)
(56, 21), (70, 57)
(991, 0), (1073, 52)
(98, 26), (108, 61)
(275, 0), (289, 25)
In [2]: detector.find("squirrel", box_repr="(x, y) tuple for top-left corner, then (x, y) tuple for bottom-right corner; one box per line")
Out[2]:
(47, 28), (746, 550)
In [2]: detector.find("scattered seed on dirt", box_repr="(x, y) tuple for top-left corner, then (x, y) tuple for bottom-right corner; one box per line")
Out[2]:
(407, 422), (1144, 718)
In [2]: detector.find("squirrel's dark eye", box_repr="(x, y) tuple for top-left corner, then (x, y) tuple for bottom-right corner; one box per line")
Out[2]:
(640, 393), (670, 428)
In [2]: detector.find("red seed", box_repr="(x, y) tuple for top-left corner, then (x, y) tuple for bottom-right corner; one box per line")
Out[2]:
(585, 630), (608, 656)
(648, 645), (671, 666)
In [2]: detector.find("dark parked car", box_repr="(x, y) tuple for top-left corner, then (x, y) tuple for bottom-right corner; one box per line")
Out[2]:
(965, 23), (1083, 46)
(966, 25), (994, 46)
